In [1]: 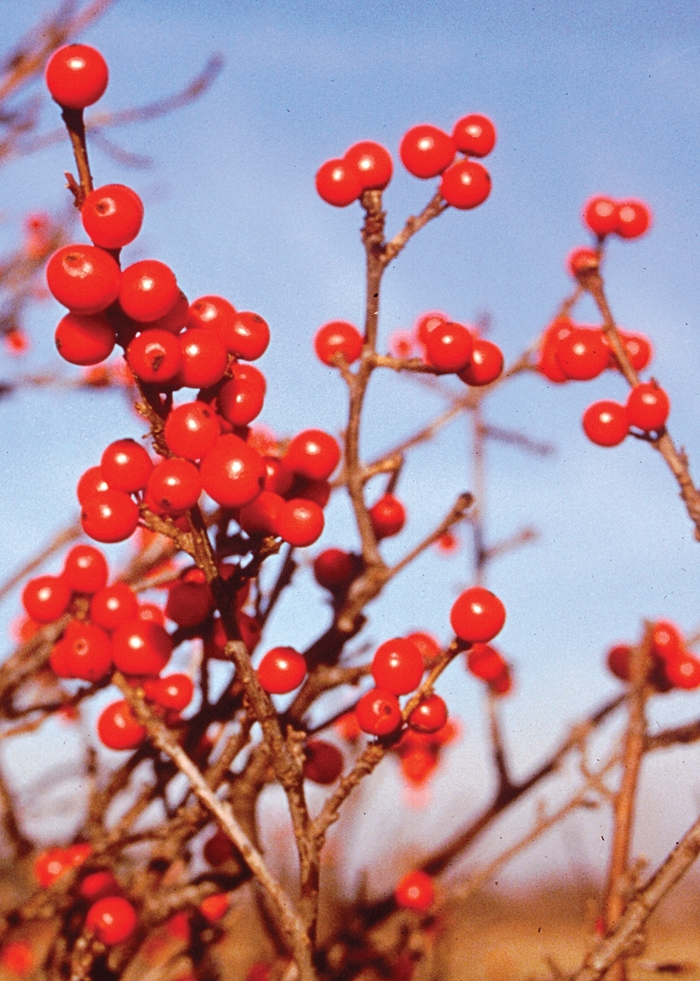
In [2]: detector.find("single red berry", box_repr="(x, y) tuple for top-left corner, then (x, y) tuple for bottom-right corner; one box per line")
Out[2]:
(538, 317), (574, 384)
(49, 637), (73, 678)
(97, 700), (146, 750)
(81, 184), (144, 249)
(200, 434), (266, 508)
(567, 247), (600, 278)
(63, 545), (109, 595)
(81, 488), (140, 543)
(439, 159), (491, 209)
(344, 140), (393, 190)
(47, 244), (121, 315)
(406, 632), (441, 663)
(314, 320), (363, 366)
(355, 688), (402, 736)
(45, 44), (108, 109)
(616, 199), (651, 239)
(400, 125), (455, 178)
(303, 739), (344, 783)
(452, 113), (496, 157)
(556, 327), (609, 380)
(146, 458), (202, 513)
(263, 456), (294, 496)
(626, 381), (670, 431)
(200, 893), (229, 923)
(217, 365), (266, 427)
(127, 329), (182, 384)
(147, 291), (189, 334)
(55, 311), (116, 365)
(457, 338), (503, 386)
(143, 673), (195, 711)
(466, 642), (507, 681)
(582, 400), (628, 447)
(284, 429), (340, 481)
(79, 870), (120, 902)
(237, 490), (284, 536)
(22, 575), (71, 623)
(490, 666), (514, 696)
(583, 196), (619, 238)
(369, 493), (406, 539)
(400, 748), (438, 787)
(86, 896), (138, 945)
(187, 295), (241, 355)
(618, 330), (652, 372)
(164, 401), (220, 460)
(371, 637), (424, 694)
(450, 587), (506, 643)
(313, 548), (356, 590)
(34, 848), (72, 888)
(389, 330), (415, 358)
(62, 621), (113, 682)
(408, 694), (448, 733)
(415, 311), (448, 348)
(90, 583), (138, 631)
(0, 940), (34, 976)
(112, 619), (172, 676)
(394, 870), (434, 913)
(425, 321), (473, 372)
(177, 329), (228, 389)
(276, 498), (325, 546)
(664, 651), (700, 690)
(77, 467), (110, 505)
(165, 577), (215, 627)
(203, 829), (234, 866)
(211, 310), (270, 360)
(120, 260), (179, 323)
(101, 439), (153, 493)
(651, 620), (683, 661)
(257, 647), (306, 694)
(137, 603), (165, 626)
(315, 158), (363, 206)
(606, 644), (632, 681)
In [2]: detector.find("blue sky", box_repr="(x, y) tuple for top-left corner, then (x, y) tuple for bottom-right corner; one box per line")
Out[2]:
(3, 0), (700, 882)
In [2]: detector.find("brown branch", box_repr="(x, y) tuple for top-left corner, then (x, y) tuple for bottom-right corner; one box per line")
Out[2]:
(383, 192), (449, 263)
(0, 521), (80, 604)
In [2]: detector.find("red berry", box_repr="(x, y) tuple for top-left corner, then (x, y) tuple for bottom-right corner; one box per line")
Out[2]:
(355, 688), (402, 736)
(81, 488), (140, 543)
(284, 429), (340, 481)
(97, 700), (146, 750)
(616, 199), (651, 239)
(371, 638), (424, 695)
(81, 184), (144, 249)
(143, 673), (195, 711)
(583, 196), (619, 238)
(556, 327), (609, 380)
(177, 329), (228, 389)
(164, 401), (220, 460)
(146, 458), (202, 513)
(63, 545), (109, 594)
(203, 829), (234, 866)
(466, 642), (507, 681)
(238, 490), (285, 536)
(34, 848), (71, 888)
(302, 739), (344, 783)
(425, 321), (473, 372)
(101, 439), (153, 493)
(344, 141), (393, 190)
(458, 338), (504, 386)
(452, 114), (496, 157)
(400, 125), (455, 179)
(369, 493), (406, 539)
(626, 382), (670, 432)
(415, 311), (448, 348)
(450, 587), (506, 643)
(50, 637), (73, 677)
(439, 159), (491, 209)
(0, 940), (34, 976)
(127, 329), (182, 385)
(120, 260), (179, 323)
(78, 467), (111, 504)
(263, 456), (294, 496)
(55, 311), (116, 365)
(200, 893), (229, 923)
(651, 620), (683, 661)
(22, 575), (71, 623)
(606, 644), (632, 681)
(111, 620), (172, 676)
(400, 748), (437, 788)
(137, 603), (165, 626)
(664, 652), (700, 690)
(582, 400), (628, 447)
(619, 331), (652, 372)
(276, 498), (325, 546)
(165, 577), (215, 627)
(79, 870), (120, 902)
(257, 647), (306, 694)
(47, 244), (121, 315)
(538, 318), (574, 384)
(394, 870), (434, 913)
(315, 158), (363, 206)
(314, 320), (363, 366)
(567, 247), (600, 277)
(90, 583), (138, 631)
(200, 434), (266, 508)
(313, 548), (356, 590)
(147, 291), (189, 334)
(45, 44), (108, 109)
(187, 296), (246, 357)
(63, 621), (113, 682)
(86, 896), (138, 945)
(406, 632), (441, 663)
(217, 364), (266, 427)
(203, 309), (270, 361)
(490, 667), (514, 696)
(408, 694), (448, 733)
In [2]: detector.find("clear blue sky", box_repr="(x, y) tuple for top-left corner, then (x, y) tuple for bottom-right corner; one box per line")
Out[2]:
(3, 0), (700, 883)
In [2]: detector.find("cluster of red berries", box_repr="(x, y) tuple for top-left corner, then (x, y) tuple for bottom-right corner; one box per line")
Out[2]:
(582, 196), (652, 240)
(538, 315), (652, 385)
(315, 113), (495, 211)
(607, 620), (700, 691)
(389, 311), (504, 386)
(465, 641), (513, 696)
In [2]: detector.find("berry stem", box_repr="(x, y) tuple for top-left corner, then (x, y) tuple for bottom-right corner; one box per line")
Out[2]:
(60, 107), (94, 207)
